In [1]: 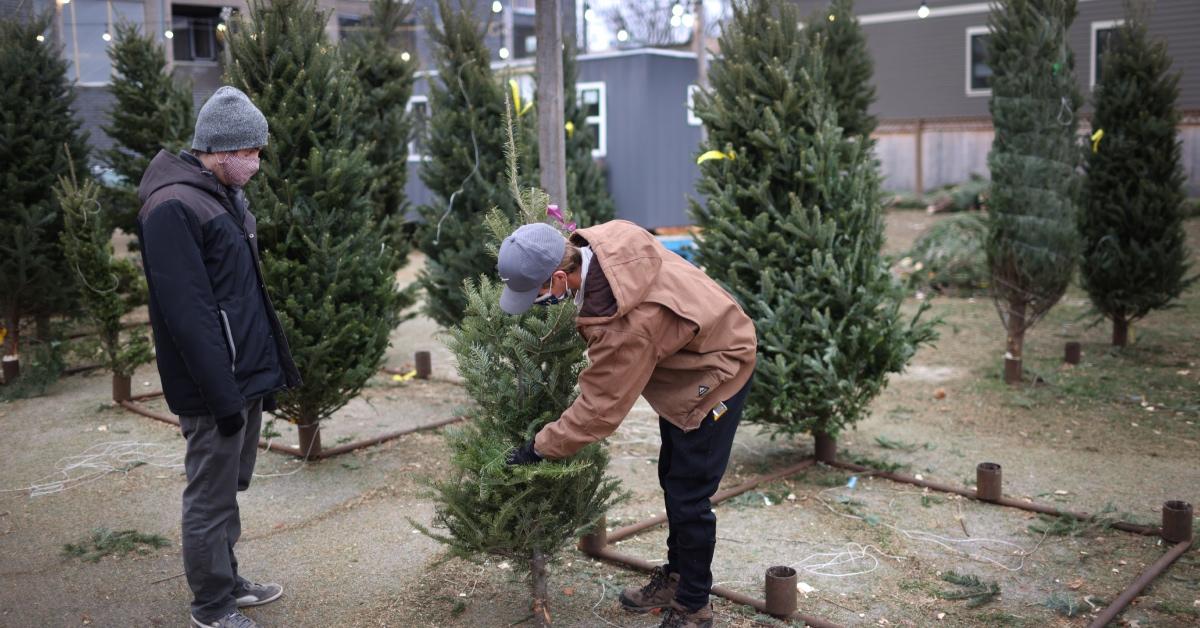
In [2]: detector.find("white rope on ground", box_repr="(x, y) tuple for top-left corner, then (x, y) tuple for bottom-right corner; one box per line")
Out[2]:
(0, 440), (184, 498)
(252, 422), (323, 479)
(590, 580), (633, 628)
(791, 541), (907, 578)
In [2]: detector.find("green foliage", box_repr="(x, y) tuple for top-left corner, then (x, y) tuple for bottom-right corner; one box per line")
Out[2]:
(803, 0), (876, 138)
(690, 0), (936, 439)
(926, 174), (990, 213)
(897, 214), (990, 293)
(344, 0), (418, 260)
(416, 0), (534, 329)
(62, 528), (169, 563)
(57, 165), (153, 378)
(986, 0), (1083, 349)
(562, 41), (615, 228)
(0, 12), (90, 355)
(226, 0), (403, 424)
(937, 571), (1000, 608)
(1042, 592), (1101, 618)
(0, 340), (65, 401)
(101, 21), (194, 242)
(1081, 7), (1194, 335)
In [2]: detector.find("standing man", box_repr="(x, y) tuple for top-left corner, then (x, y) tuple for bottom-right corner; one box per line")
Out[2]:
(500, 220), (757, 628)
(137, 86), (301, 628)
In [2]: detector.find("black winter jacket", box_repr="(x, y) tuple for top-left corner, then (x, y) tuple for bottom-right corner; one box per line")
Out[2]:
(137, 150), (301, 419)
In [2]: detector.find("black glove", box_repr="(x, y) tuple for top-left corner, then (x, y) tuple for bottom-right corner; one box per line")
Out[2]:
(506, 440), (544, 466)
(262, 394), (277, 413)
(216, 411), (245, 437)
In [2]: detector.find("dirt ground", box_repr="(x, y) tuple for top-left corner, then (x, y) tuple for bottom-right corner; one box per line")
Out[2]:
(1, 214), (1198, 628)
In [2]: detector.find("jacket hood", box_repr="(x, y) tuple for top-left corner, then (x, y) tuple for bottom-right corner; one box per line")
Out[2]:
(138, 150), (223, 204)
(571, 220), (663, 320)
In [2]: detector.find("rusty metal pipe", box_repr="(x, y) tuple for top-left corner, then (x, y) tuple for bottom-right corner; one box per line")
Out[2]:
(976, 462), (1002, 502)
(606, 459), (815, 543)
(415, 351), (432, 379)
(118, 399), (308, 456)
(582, 545), (843, 628)
(1087, 539), (1192, 628)
(130, 390), (165, 402)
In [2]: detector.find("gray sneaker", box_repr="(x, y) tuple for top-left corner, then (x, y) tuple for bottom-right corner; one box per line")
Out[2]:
(234, 579), (284, 608)
(190, 611), (259, 628)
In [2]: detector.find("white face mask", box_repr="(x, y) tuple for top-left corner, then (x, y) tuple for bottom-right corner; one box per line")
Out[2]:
(533, 286), (573, 307)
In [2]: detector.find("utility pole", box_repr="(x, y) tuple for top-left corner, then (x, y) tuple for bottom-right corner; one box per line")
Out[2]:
(535, 0), (568, 209)
(693, 0), (707, 140)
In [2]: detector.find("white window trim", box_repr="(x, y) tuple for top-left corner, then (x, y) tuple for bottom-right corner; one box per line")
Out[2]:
(686, 84), (702, 126)
(965, 25), (991, 97)
(406, 95), (429, 162)
(576, 81), (606, 158)
(1091, 19), (1124, 90)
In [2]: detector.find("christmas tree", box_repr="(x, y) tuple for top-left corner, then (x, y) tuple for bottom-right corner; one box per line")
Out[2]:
(419, 108), (622, 627)
(1081, 7), (1193, 347)
(344, 0), (418, 260)
(986, 0), (1082, 382)
(562, 40), (615, 228)
(226, 0), (403, 454)
(690, 0), (935, 446)
(804, 0), (877, 138)
(416, 0), (534, 329)
(101, 21), (194, 242)
(56, 160), (153, 386)
(0, 12), (90, 358)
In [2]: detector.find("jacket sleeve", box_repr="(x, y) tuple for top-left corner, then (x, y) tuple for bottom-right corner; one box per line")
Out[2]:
(141, 200), (244, 418)
(534, 325), (659, 460)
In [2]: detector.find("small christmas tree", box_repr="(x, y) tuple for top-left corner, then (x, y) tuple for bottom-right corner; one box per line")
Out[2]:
(0, 12), (90, 358)
(344, 0), (418, 260)
(57, 159), (153, 392)
(102, 21), (194, 242)
(562, 40), (615, 228)
(986, 0), (1082, 382)
(416, 0), (534, 329)
(226, 0), (403, 454)
(690, 0), (935, 448)
(419, 109), (622, 627)
(804, 0), (877, 138)
(1081, 7), (1193, 347)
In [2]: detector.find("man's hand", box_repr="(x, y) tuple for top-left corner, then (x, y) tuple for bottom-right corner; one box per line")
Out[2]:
(506, 440), (544, 466)
(216, 411), (245, 437)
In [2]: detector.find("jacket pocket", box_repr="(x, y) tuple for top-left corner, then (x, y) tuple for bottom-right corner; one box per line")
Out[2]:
(218, 309), (237, 373)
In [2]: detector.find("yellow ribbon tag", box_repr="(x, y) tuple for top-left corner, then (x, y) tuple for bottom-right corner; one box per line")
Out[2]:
(697, 150), (735, 164)
(391, 370), (417, 383)
(565, 121), (575, 138)
(508, 79), (533, 117)
(1091, 129), (1104, 153)
(0, 327), (6, 346)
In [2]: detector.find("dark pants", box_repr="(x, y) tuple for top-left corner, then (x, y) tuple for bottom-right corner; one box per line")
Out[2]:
(659, 377), (752, 611)
(180, 399), (262, 621)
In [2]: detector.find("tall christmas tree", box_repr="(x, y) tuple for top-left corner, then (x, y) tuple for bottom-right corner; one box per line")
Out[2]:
(804, 0), (877, 138)
(226, 0), (403, 454)
(416, 0), (533, 329)
(419, 109), (622, 627)
(986, 0), (1082, 383)
(562, 41), (615, 228)
(1081, 6), (1193, 347)
(690, 0), (935, 448)
(344, 0), (418, 260)
(102, 21), (194, 241)
(0, 13), (90, 358)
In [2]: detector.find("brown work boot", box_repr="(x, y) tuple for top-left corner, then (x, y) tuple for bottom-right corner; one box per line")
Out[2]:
(619, 566), (679, 613)
(659, 600), (714, 628)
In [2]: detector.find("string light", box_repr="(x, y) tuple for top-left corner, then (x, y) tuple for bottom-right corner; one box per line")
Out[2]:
(492, 0), (502, 13)
(498, 46), (509, 59)
(670, 15), (681, 27)
(616, 29), (629, 42)
(102, 32), (111, 41)
(917, 2), (930, 19)
(164, 29), (174, 39)
(671, 3), (684, 17)
(216, 23), (226, 32)
(401, 51), (411, 62)
(584, 8), (596, 21)
(828, 13), (836, 22)
(681, 13), (694, 28)
(36, 34), (46, 42)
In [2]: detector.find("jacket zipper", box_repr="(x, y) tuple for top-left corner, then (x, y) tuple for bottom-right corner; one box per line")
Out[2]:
(218, 309), (237, 372)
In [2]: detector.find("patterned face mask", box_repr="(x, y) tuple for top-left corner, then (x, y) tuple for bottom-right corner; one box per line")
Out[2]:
(533, 285), (573, 307)
(218, 153), (260, 188)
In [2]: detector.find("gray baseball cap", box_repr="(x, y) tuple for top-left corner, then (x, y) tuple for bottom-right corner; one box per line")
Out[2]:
(497, 223), (566, 315)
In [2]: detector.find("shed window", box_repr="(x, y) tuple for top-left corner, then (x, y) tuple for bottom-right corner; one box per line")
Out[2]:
(1091, 20), (1123, 88)
(577, 82), (606, 158)
(965, 26), (991, 96)
(407, 96), (429, 161)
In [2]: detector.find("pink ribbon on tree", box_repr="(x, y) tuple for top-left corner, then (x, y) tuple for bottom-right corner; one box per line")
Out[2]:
(546, 204), (576, 233)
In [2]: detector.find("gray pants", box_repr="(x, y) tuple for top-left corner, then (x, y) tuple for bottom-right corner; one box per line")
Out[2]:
(180, 399), (262, 621)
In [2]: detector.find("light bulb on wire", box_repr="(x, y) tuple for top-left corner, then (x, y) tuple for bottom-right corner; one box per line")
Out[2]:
(670, 15), (681, 27)
(671, 3), (684, 17)
(164, 30), (174, 39)
(492, 0), (502, 13)
(584, 8), (596, 21)
(917, 2), (930, 19)
(616, 29), (629, 43)
(36, 34), (45, 42)
(498, 47), (510, 59)
(102, 32), (111, 41)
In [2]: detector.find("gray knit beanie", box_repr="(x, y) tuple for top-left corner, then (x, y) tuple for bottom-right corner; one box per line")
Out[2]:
(192, 86), (269, 153)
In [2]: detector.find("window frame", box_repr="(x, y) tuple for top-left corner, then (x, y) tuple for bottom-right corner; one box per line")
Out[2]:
(965, 25), (992, 97)
(406, 95), (430, 162)
(686, 84), (702, 126)
(1091, 19), (1124, 90)
(576, 81), (606, 158)
(171, 12), (220, 65)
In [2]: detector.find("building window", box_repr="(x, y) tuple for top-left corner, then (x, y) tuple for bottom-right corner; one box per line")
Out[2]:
(965, 26), (991, 96)
(1091, 20), (1123, 89)
(407, 96), (429, 161)
(172, 5), (221, 63)
(513, 24), (536, 59)
(686, 84), (702, 126)
(63, 0), (145, 85)
(338, 14), (365, 43)
(577, 82), (606, 158)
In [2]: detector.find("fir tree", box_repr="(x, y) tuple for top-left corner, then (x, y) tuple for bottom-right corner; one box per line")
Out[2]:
(226, 0), (403, 453)
(57, 160), (153, 382)
(0, 13), (90, 357)
(562, 40), (615, 228)
(1081, 5), (1193, 347)
(416, 0), (534, 328)
(101, 21), (193, 241)
(690, 0), (935, 444)
(418, 110), (622, 627)
(344, 0), (418, 260)
(804, 0), (877, 138)
(986, 0), (1082, 382)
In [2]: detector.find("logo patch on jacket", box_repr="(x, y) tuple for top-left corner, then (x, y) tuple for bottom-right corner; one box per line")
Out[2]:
(698, 385), (710, 397)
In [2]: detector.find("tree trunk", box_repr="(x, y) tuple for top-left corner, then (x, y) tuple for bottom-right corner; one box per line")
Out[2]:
(4, 307), (20, 357)
(1112, 318), (1129, 347)
(530, 548), (552, 627)
(535, 0), (568, 210)
(35, 314), (51, 343)
(1004, 298), (1026, 385)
